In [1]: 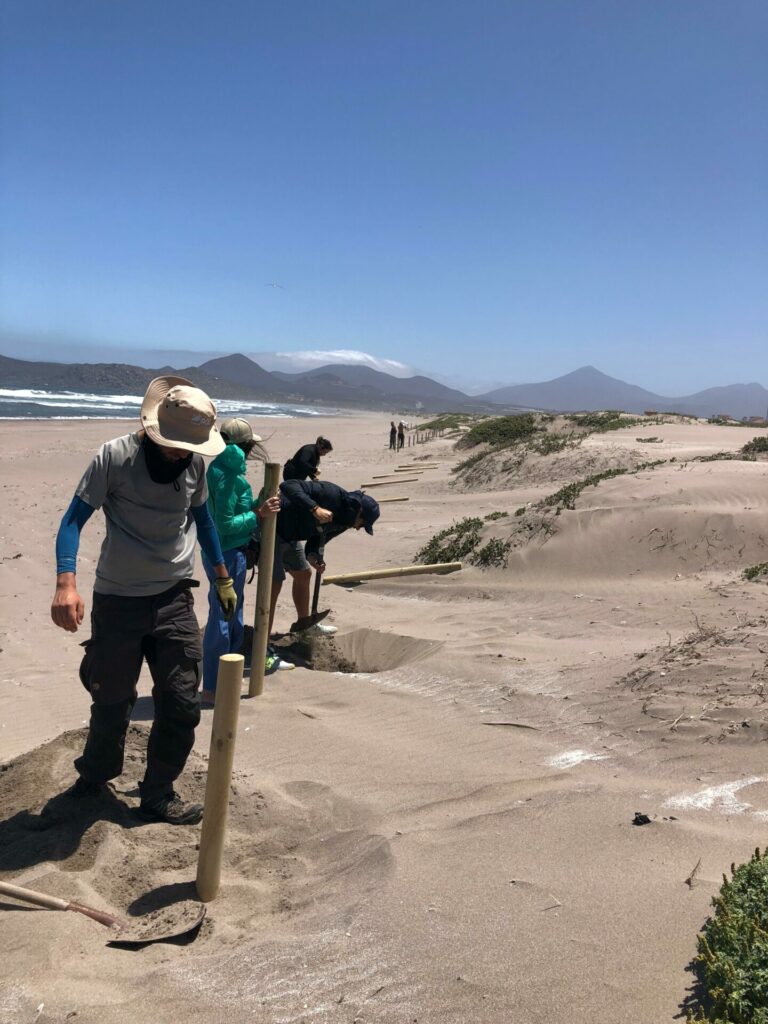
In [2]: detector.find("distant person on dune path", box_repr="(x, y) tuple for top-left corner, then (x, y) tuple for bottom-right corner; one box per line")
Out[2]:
(51, 377), (236, 826)
(397, 421), (405, 450)
(389, 421), (397, 450)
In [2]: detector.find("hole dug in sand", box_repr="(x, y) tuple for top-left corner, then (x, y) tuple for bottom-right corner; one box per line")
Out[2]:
(277, 628), (443, 674)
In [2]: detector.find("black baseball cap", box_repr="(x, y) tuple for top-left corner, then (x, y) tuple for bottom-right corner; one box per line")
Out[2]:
(348, 492), (380, 534)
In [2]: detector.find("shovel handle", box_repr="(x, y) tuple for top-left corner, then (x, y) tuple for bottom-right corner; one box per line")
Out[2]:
(0, 879), (123, 930)
(0, 879), (70, 912)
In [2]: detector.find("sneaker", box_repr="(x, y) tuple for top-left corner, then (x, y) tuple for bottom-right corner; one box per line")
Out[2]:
(138, 792), (203, 825)
(266, 650), (295, 674)
(298, 622), (338, 638)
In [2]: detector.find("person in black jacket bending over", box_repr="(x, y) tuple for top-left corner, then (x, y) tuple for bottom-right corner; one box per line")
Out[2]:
(283, 436), (333, 482)
(269, 479), (380, 637)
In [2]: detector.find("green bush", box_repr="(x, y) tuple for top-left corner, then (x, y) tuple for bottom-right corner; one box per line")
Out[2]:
(451, 450), (489, 474)
(416, 413), (478, 431)
(541, 460), (666, 512)
(530, 431), (579, 455)
(484, 510), (509, 521)
(543, 468), (630, 511)
(742, 437), (768, 455)
(687, 848), (768, 1023)
(415, 517), (512, 568)
(567, 411), (643, 433)
(696, 452), (739, 463)
(462, 414), (538, 448)
(472, 538), (512, 568)
(743, 563), (768, 581)
(415, 517), (483, 564)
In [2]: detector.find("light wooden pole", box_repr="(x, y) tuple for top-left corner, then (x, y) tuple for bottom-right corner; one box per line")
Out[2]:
(361, 477), (419, 487)
(196, 653), (243, 903)
(377, 495), (410, 503)
(322, 561), (462, 585)
(249, 461), (280, 697)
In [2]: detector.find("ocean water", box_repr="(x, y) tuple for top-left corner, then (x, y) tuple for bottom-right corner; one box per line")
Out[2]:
(0, 388), (326, 420)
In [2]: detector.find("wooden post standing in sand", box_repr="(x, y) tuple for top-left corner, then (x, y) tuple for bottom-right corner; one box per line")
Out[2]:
(249, 461), (280, 698)
(196, 653), (243, 903)
(322, 562), (462, 586)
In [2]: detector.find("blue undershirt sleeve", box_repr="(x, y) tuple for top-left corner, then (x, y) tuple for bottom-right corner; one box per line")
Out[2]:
(191, 502), (225, 568)
(55, 496), (96, 575)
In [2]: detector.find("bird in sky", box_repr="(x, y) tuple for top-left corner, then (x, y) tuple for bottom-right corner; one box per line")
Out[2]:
(266, 282), (284, 289)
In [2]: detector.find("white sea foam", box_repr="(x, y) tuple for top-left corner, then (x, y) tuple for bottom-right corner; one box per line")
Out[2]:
(0, 388), (325, 419)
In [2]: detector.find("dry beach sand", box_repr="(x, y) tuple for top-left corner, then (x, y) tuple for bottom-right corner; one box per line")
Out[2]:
(2, 412), (768, 1023)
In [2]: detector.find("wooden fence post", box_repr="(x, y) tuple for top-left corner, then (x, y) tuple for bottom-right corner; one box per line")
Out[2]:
(196, 653), (243, 902)
(249, 462), (280, 697)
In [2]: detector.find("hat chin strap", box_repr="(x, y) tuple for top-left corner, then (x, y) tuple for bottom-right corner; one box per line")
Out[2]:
(142, 435), (193, 484)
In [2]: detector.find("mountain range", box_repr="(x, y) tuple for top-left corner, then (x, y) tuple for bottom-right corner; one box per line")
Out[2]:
(1, 353), (766, 419)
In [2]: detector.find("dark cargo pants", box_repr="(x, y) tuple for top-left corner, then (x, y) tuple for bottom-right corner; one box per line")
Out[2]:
(76, 582), (202, 801)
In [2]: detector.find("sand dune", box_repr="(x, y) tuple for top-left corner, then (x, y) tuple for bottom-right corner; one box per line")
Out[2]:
(507, 460), (768, 578)
(2, 414), (768, 1023)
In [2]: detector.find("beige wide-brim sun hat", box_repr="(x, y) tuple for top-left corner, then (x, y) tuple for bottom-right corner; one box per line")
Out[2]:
(140, 375), (225, 457)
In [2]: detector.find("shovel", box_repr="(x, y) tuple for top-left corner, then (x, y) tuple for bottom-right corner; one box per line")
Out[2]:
(0, 879), (206, 947)
(290, 545), (330, 633)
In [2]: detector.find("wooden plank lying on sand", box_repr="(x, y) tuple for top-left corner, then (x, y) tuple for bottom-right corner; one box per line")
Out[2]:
(371, 472), (423, 479)
(323, 562), (462, 585)
(361, 477), (420, 486)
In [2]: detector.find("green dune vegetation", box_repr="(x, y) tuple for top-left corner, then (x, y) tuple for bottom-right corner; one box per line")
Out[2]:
(687, 849), (768, 1024)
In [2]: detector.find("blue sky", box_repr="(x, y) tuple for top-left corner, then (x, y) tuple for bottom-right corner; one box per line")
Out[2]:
(0, 0), (765, 393)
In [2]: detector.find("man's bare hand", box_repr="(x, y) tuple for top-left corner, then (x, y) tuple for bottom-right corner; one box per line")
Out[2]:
(307, 555), (326, 573)
(312, 506), (333, 524)
(51, 575), (85, 633)
(256, 495), (281, 518)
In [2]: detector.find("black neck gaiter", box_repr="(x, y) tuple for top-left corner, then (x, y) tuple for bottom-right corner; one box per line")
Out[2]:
(142, 435), (193, 484)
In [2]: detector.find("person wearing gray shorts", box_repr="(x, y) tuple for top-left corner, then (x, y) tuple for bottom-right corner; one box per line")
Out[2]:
(272, 538), (310, 582)
(268, 479), (380, 637)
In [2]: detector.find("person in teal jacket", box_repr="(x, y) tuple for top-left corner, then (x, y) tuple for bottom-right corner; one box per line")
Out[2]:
(202, 418), (289, 703)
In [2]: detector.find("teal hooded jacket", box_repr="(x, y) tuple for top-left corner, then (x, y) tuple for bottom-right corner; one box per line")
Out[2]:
(206, 443), (260, 553)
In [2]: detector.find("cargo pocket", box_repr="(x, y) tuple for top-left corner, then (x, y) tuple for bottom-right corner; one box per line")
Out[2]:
(78, 634), (143, 703)
(183, 641), (202, 687)
(78, 639), (95, 693)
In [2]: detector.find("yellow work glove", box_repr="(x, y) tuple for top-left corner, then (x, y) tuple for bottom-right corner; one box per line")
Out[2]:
(214, 577), (237, 621)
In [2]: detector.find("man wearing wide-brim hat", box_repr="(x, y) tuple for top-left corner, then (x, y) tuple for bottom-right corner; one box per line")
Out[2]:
(51, 376), (237, 825)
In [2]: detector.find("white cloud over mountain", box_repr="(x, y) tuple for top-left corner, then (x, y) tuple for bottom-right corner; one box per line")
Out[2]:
(248, 349), (416, 378)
